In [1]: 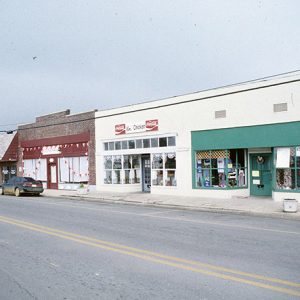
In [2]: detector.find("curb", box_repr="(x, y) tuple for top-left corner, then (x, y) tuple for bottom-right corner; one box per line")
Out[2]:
(43, 194), (300, 221)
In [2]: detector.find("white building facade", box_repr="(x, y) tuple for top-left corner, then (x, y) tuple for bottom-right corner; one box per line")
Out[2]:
(95, 73), (300, 202)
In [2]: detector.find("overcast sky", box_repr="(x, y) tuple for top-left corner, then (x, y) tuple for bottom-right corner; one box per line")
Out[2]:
(0, 0), (299, 130)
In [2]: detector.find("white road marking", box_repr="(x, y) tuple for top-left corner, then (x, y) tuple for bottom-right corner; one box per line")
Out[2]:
(2, 197), (300, 236)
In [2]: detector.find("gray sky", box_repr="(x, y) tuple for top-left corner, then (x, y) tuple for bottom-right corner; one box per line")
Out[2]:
(0, 0), (299, 130)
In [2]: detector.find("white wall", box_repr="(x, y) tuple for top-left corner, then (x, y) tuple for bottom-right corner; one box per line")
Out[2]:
(95, 76), (300, 198)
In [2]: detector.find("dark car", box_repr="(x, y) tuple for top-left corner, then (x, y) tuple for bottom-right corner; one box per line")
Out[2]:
(1, 176), (44, 197)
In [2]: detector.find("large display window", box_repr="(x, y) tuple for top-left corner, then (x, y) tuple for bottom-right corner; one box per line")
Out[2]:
(59, 157), (89, 183)
(23, 159), (47, 181)
(152, 152), (176, 187)
(275, 146), (300, 191)
(195, 149), (247, 189)
(104, 155), (141, 185)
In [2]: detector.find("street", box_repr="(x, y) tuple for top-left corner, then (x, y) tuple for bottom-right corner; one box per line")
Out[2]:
(0, 194), (299, 300)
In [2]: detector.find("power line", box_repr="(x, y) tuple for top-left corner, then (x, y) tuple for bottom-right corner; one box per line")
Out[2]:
(1, 69), (300, 132)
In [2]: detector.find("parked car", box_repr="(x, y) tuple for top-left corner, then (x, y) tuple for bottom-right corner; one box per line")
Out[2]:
(1, 177), (44, 197)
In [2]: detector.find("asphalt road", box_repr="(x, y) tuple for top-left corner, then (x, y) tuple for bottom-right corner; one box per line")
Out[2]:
(0, 194), (299, 300)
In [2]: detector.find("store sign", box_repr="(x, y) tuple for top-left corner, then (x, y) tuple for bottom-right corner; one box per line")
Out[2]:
(115, 119), (158, 135)
(41, 145), (61, 155)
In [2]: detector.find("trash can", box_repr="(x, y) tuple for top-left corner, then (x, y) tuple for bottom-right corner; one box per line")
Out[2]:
(283, 199), (298, 213)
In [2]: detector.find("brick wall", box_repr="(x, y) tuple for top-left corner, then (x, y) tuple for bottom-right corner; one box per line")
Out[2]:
(17, 110), (97, 185)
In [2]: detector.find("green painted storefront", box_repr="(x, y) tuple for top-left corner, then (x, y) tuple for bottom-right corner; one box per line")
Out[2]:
(191, 121), (300, 196)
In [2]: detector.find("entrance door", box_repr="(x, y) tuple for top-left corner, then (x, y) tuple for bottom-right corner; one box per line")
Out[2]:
(250, 153), (272, 196)
(47, 158), (58, 189)
(142, 155), (151, 192)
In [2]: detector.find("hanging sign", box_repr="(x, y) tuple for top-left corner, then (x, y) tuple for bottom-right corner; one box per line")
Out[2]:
(115, 120), (158, 135)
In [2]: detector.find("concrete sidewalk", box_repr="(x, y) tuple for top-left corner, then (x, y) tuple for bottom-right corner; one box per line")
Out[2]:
(42, 189), (300, 220)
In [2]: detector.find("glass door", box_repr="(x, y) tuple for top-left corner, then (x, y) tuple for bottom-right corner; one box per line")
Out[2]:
(142, 155), (151, 192)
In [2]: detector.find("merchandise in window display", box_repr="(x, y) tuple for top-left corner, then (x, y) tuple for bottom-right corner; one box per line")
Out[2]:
(275, 146), (299, 190)
(195, 149), (247, 189)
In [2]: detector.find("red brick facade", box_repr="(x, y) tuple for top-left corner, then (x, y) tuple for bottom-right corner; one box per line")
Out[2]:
(17, 110), (96, 187)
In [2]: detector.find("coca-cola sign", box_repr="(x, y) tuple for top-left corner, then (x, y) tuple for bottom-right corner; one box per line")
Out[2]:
(115, 124), (126, 135)
(146, 119), (158, 131)
(115, 120), (159, 135)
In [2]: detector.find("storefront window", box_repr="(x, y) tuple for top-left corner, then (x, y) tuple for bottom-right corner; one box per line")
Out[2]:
(124, 170), (131, 184)
(132, 155), (141, 183)
(275, 147), (300, 191)
(113, 170), (121, 184)
(132, 169), (141, 184)
(165, 153), (176, 169)
(151, 153), (177, 187)
(165, 170), (176, 186)
(104, 156), (112, 184)
(152, 154), (163, 169)
(104, 156), (112, 169)
(123, 155), (131, 184)
(58, 157), (88, 183)
(132, 155), (140, 169)
(195, 149), (247, 189)
(152, 170), (163, 186)
(113, 156), (122, 169)
(104, 170), (112, 184)
(104, 155), (141, 185)
(165, 153), (176, 186)
(24, 159), (47, 181)
(123, 155), (132, 169)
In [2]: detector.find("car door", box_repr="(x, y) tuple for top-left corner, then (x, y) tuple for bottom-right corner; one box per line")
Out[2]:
(5, 177), (16, 194)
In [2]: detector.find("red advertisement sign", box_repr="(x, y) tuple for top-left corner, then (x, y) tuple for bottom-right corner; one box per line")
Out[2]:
(115, 124), (126, 135)
(146, 119), (158, 131)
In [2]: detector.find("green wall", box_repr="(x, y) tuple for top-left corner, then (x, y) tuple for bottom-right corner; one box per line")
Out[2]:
(192, 121), (300, 150)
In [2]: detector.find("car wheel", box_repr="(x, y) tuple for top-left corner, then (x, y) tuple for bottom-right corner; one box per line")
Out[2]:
(15, 188), (21, 197)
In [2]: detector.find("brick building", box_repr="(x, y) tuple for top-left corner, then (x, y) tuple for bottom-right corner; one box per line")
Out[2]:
(0, 133), (18, 183)
(17, 109), (96, 190)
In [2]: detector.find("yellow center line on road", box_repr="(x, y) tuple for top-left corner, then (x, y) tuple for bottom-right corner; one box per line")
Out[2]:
(11, 198), (300, 236)
(0, 215), (300, 297)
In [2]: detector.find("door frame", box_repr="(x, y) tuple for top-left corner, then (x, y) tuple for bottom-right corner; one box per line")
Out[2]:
(47, 157), (58, 189)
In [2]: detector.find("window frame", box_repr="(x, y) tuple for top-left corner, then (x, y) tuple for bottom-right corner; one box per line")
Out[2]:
(194, 149), (248, 190)
(274, 146), (300, 192)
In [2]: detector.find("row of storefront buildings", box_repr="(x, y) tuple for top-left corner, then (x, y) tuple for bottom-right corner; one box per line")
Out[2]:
(1, 72), (300, 202)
